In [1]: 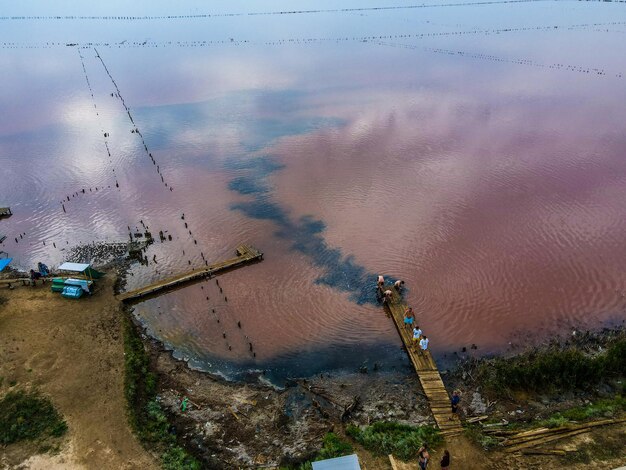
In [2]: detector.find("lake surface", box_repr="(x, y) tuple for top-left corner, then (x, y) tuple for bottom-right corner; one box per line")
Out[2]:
(1, 0), (625, 384)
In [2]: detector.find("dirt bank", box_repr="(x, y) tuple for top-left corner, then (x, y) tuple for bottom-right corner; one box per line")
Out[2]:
(0, 277), (156, 469)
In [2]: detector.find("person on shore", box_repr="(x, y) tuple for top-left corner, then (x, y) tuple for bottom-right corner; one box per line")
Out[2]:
(440, 450), (450, 470)
(29, 269), (42, 286)
(38, 262), (49, 277)
(418, 443), (430, 470)
(394, 279), (405, 292)
(451, 390), (461, 416)
(403, 308), (415, 330)
(412, 326), (422, 349)
(419, 335), (429, 354)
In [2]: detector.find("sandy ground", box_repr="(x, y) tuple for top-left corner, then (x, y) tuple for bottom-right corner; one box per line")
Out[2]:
(0, 278), (157, 470)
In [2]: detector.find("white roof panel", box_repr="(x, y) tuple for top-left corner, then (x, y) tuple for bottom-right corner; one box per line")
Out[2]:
(312, 455), (361, 470)
(57, 262), (91, 272)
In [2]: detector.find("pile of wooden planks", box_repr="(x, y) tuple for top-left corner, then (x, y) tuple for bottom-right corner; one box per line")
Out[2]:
(483, 417), (626, 453)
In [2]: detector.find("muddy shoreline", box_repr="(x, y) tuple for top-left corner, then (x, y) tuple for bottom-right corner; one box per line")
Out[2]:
(126, 296), (625, 468)
(132, 317), (435, 468)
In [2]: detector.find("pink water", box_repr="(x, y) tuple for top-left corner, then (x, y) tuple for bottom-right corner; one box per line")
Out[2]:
(1, 0), (625, 382)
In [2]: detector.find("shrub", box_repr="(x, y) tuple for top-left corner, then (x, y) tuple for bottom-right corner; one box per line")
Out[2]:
(0, 390), (67, 445)
(346, 421), (441, 460)
(478, 337), (626, 395)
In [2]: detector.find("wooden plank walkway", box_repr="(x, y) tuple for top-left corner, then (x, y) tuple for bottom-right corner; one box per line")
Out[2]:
(383, 286), (463, 437)
(117, 245), (263, 303)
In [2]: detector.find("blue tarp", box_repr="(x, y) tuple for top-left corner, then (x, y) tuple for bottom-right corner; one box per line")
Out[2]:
(61, 285), (83, 299)
(0, 258), (12, 272)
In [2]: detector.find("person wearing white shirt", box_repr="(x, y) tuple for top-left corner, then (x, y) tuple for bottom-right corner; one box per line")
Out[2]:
(419, 336), (429, 353)
(412, 326), (422, 350)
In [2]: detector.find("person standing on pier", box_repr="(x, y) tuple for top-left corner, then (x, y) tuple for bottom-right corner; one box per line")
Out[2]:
(403, 307), (415, 330)
(419, 335), (429, 354)
(394, 279), (404, 292)
(412, 326), (422, 350)
(451, 390), (461, 416)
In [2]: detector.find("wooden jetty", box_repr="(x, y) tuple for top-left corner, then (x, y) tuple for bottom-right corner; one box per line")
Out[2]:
(383, 286), (463, 437)
(117, 245), (263, 303)
(0, 207), (12, 218)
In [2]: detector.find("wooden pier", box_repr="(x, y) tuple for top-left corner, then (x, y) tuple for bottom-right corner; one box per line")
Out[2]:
(117, 245), (263, 303)
(384, 287), (463, 437)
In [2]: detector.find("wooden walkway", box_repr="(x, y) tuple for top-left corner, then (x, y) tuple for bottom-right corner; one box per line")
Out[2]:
(384, 286), (463, 437)
(117, 245), (263, 303)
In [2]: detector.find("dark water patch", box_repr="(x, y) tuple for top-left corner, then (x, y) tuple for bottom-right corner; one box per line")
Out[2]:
(228, 176), (269, 195)
(232, 197), (377, 304)
(231, 197), (290, 225)
(225, 155), (285, 175)
(178, 338), (411, 387)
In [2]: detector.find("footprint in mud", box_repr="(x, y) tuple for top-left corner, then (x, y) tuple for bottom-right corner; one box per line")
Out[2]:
(25, 351), (58, 373)
(83, 438), (114, 461)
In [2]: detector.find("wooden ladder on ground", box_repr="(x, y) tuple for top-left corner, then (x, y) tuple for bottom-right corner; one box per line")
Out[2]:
(384, 286), (463, 437)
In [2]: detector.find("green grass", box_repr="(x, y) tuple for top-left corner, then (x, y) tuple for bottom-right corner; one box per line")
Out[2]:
(0, 390), (67, 445)
(123, 315), (200, 470)
(477, 337), (626, 395)
(346, 421), (441, 461)
(280, 433), (353, 470)
(538, 395), (626, 427)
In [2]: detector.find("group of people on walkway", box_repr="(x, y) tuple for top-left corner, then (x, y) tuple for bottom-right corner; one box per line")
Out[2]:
(376, 275), (404, 304)
(377, 275), (431, 353)
(404, 306), (429, 353)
